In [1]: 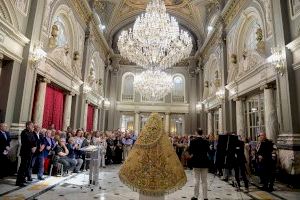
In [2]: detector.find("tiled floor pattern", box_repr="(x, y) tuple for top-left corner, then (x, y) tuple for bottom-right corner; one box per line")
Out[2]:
(0, 174), (77, 200)
(1, 165), (300, 200)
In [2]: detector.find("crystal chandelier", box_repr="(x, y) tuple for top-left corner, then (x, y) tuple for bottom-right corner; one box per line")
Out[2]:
(134, 70), (173, 101)
(118, 0), (192, 70)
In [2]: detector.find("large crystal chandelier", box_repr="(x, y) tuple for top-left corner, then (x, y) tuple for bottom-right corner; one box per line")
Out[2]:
(118, 0), (192, 70)
(134, 70), (173, 101)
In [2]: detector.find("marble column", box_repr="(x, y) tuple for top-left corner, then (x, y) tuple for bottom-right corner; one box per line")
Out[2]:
(108, 56), (121, 130)
(102, 109), (106, 131)
(33, 78), (49, 126)
(164, 113), (170, 133)
(207, 111), (213, 135)
(83, 101), (88, 131)
(98, 108), (102, 130)
(272, 0), (300, 175)
(236, 99), (245, 138)
(93, 107), (99, 131)
(11, 0), (45, 134)
(218, 107), (223, 134)
(264, 85), (279, 142)
(134, 112), (140, 134)
(62, 93), (73, 131)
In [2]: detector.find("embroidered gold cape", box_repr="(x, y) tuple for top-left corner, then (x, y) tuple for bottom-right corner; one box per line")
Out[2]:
(119, 113), (187, 196)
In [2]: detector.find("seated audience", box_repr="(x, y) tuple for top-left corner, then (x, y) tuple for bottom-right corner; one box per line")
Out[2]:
(53, 136), (76, 176)
(66, 137), (83, 173)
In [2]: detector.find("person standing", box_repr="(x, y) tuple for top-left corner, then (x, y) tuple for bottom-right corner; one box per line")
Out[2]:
(114, 134), (123, 164)
(98, 133), (107, 168)
(234, 135), (249, 192)
(106, 133), (115, 165)
(256, 132), (274, 191)
(29, 124), (46, 180)
(130, 131), (137, 145)
(189, 129), (210, 200)
(0, 123), (11, 179)
(44, 129), (56, 174)
(16, 121), (36, 186)
(122, 133), (133, 160)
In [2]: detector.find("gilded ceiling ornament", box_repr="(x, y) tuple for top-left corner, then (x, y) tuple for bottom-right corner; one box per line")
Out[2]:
(126, 0), (186, 7)
(73, 51), (80, 61)
(231, 54), (237, 64)
(204, 81), (209, 88)
(256, 27), (263, 42)
(94, 0), (105, 10)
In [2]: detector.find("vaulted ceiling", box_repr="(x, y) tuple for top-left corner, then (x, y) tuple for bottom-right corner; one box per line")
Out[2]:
(91, 0), (221, 54)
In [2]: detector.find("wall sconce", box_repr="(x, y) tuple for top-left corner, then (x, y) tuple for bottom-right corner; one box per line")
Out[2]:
(30, 42), (47, 64)
(98, 96), (104, 104)
(201, 100), (208, 111)
(103, 98), (111, 109)
(83, 83), (92, 94)
(225, 85), (237, 96)
(216, 88), (225, 100)
(269, 46), (285, 75)
(196, 101), (203, 112)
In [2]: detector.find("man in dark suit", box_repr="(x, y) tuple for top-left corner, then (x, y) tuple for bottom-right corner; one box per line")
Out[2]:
(256, 132), (274, 191)
(234, 136), (249, 192)
(0, 123), (11, 178)
(189, 129), (209, 200)
(16, 121), (36, 186)
(29, 124), (46, 180)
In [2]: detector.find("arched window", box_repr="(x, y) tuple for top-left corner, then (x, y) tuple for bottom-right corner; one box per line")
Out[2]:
(54, 16), (68, 47)
(122, 73), (135, 102)
(172, 75), (185, 103)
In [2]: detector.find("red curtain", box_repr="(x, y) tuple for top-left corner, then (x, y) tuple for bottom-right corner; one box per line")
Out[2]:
(42, 85), (65, 130)
(86, 104), (94, 132)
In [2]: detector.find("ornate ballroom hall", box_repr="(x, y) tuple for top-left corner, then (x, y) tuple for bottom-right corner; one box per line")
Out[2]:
(1, 0), (300, 200)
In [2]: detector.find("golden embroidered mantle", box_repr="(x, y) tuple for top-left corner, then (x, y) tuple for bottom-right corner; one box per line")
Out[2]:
(119, 113), (187, 196)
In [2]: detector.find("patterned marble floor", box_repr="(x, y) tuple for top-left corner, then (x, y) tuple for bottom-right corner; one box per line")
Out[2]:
(1, 165), (300, 200)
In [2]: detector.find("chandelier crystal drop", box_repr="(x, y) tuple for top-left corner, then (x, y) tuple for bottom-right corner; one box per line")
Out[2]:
(134, 70), (173, 101)
(118, 0), (192, 70)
